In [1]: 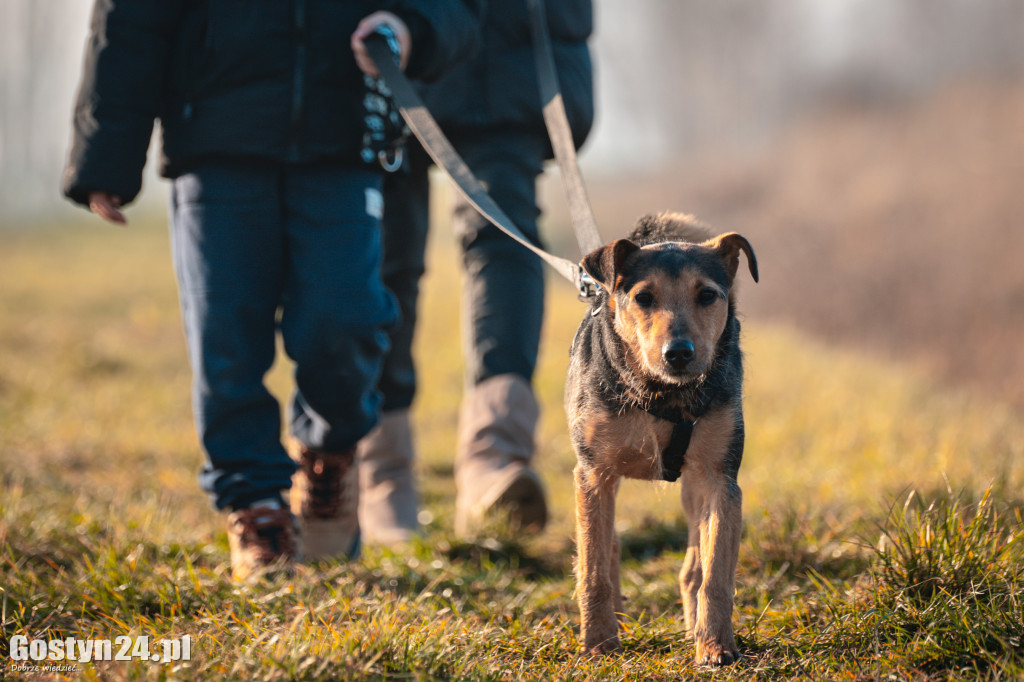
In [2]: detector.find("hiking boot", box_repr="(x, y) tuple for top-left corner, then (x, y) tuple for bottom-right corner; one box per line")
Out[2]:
(357, 409), (419, 546)
(290, 443), (360, 561)
(454, 374), (548, 537)
(227, 504), (301, 581)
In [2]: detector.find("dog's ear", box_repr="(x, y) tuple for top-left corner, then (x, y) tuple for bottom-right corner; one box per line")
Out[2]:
(706, 232), (759, 284)
(581, 239), (640, 293)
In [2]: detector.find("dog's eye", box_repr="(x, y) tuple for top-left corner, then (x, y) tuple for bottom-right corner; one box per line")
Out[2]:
(697, 288), (719, 306)
(634, 291), (654, 308)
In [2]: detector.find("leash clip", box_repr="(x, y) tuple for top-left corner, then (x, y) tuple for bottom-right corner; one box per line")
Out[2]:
(576, 266), (597, 301)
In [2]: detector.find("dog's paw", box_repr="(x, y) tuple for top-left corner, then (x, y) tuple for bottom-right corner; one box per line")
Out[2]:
(695, 641), (739, 667)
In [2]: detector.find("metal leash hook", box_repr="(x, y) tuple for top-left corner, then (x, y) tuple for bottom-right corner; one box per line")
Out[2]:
(576, 266), (598, 301)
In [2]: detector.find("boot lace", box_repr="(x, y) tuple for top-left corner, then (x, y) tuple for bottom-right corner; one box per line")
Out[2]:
(298, 449), (355, 519)
(232, 507), (298, 562)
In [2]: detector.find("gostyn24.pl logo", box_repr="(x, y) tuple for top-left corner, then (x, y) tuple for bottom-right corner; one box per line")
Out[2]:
(9, 634), (192, 664)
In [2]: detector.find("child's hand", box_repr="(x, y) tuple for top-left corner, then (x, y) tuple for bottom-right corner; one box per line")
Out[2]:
(88, 191), (127, 225)
(351, 11), (410, 78)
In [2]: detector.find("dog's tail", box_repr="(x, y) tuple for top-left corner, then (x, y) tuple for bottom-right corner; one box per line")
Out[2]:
(628, 212), (713, 246)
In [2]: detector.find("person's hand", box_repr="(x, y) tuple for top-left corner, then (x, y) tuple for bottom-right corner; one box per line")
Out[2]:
(88, 191), (127, 225)
(351, 11), (410, 78)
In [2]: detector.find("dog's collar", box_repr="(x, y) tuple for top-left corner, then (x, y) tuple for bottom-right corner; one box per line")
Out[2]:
(644, 406), (698, 482)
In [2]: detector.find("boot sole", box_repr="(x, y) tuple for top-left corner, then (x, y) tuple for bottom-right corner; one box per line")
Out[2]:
(478, 466), (549, 532)
(299, 519), (361, 562)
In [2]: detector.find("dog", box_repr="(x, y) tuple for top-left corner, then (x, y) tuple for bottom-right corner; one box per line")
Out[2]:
(566, 212), (758, 665)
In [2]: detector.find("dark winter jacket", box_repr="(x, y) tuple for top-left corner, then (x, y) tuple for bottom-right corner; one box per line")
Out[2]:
(62, 0), (482, 207)
(421, 0), (594, 151)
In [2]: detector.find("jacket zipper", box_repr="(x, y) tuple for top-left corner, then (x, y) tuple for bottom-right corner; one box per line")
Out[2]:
(287, 0), (307, 161)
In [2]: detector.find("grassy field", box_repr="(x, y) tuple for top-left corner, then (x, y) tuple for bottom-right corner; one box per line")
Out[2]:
(2, 217), (1023, 680)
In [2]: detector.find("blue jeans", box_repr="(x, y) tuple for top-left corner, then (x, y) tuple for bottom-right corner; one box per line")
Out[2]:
(169, 160), (397, 510)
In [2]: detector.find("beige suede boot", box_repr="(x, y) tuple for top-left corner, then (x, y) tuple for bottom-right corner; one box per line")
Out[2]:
(357, 409), (419, 546)
(454, 374), (548, 537)
(289, 442), (360, 561)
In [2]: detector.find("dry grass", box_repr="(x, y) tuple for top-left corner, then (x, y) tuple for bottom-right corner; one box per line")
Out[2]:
(2, 209), (1023, 678)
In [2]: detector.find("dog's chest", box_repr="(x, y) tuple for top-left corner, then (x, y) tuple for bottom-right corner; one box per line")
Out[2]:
(578, 408), (673, 479)
(577, 405), (736, 481)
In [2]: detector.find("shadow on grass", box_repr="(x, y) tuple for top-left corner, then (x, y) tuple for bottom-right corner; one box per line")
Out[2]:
(619, 517), (689, 561)
(442, 536), (569, 580)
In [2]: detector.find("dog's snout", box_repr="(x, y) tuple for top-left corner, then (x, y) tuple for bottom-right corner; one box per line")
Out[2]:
(663, 339), (696, 368)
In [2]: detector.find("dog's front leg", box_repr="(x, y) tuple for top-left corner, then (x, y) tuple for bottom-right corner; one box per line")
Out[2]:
(574, 464), (621, 654)
(678, 481), (702, 634)
(610, 529), (623, 616)
(681, 469), (742, 666)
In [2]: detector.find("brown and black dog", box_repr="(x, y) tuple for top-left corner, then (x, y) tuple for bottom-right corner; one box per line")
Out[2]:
(566, 212), (758, 665)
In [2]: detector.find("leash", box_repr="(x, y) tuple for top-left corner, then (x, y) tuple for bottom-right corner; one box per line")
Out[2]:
(364, 21), (598, 299)
(366, 16), (707, 479)
(525, 0), (603, 257)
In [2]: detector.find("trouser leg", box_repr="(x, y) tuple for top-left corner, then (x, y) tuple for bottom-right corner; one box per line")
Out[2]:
(279, 163), (398, 560)
(279, 163), (397, 453)
(169, 161), (295, 511)
(357, 148), (431, 544)
(450, 131), (549, 535)
(377, 145), (432, 412)
(454, 132), (548, 386)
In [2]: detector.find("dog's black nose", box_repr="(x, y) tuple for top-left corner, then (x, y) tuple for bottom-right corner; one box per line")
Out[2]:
(663, 340), (696, 368)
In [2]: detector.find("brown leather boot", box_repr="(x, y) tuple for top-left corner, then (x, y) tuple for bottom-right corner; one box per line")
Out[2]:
(357, 409), (419, 546)
(454, 374), (548, 537)
(227, 505), (301, 581)
(289, 443), (360, 561)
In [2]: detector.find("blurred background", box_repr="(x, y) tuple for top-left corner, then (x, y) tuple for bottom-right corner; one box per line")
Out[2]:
(2, 0), (1023, 405)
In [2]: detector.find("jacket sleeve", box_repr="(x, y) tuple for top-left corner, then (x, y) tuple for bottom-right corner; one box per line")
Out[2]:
(62, 1), (184, 207)
(393, 0), (484, 83)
